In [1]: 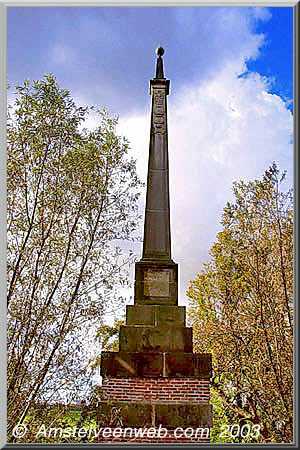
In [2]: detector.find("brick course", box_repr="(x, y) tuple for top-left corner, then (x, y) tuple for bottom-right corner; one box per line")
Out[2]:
(102, 377), (210, 403)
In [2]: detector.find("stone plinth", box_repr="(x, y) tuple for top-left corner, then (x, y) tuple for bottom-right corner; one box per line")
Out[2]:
(134, 260), (178, 305)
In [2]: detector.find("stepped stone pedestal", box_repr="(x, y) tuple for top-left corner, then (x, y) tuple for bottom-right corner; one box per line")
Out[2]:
(98, 47), (212, 443)
(99, 279), (212, 443)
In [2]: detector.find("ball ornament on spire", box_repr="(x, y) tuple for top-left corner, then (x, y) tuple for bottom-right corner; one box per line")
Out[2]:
(156, 46), (165, 57)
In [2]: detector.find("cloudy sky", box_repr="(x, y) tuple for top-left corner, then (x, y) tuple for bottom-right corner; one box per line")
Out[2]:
(7, 6), (293, 316)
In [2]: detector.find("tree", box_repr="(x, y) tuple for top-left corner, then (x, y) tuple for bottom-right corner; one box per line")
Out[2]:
(7, 74), (142, 438)
(187, 164), (293, 443)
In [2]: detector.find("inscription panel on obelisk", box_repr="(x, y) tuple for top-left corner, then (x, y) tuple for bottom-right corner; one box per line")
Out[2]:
(152, 89), (166, 134)
(144, 269), (170, 297)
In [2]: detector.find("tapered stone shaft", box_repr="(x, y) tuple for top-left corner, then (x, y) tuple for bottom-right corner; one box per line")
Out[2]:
(142, 51), (171, 261)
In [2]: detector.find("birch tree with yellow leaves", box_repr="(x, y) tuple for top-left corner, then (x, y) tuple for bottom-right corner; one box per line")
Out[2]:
(7, 74), (142, 439)
(188, 164), (293, 443)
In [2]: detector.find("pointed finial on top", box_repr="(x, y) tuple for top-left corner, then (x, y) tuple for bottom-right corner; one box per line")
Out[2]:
(155, 46), (165, 79)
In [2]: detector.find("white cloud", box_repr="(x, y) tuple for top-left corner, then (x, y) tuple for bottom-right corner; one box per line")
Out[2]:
(117, 113), (150, 183)
(168, 62), (292, 303)
(250, 7), (272, 22)
(172, 7), (268, 75)
(52, 44), (76, 66)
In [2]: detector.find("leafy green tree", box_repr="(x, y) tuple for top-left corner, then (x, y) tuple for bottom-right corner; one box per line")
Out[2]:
(7, 74), (142, 439)
(91, 317), (125, 370)
(187, 164), (293, 443)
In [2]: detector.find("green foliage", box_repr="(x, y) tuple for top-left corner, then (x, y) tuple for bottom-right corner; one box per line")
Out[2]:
(188, 164), (293, 443)
(7, 74), (142, 439)
(90, 317), (124, 373)
(96, 318), (124, 352)
(15, 403), (99, 443)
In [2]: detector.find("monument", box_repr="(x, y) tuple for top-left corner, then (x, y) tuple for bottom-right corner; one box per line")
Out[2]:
(98, 47), (212, 443)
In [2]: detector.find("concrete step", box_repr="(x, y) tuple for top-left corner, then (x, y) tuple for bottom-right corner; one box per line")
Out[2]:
(119, 325), (192, 353)
(101, 351), (212, 378)
(126, 304), (185, 327)
(97, 400), (212, 428)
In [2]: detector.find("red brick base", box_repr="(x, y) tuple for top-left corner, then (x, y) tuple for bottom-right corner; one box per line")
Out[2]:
(99, 377), (211, 443)
(102, 377), (210, 403)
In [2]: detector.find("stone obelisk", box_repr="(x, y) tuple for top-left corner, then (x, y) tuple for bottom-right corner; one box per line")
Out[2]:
(99, 48), (212, 443)
(143, 45), (171, 263)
